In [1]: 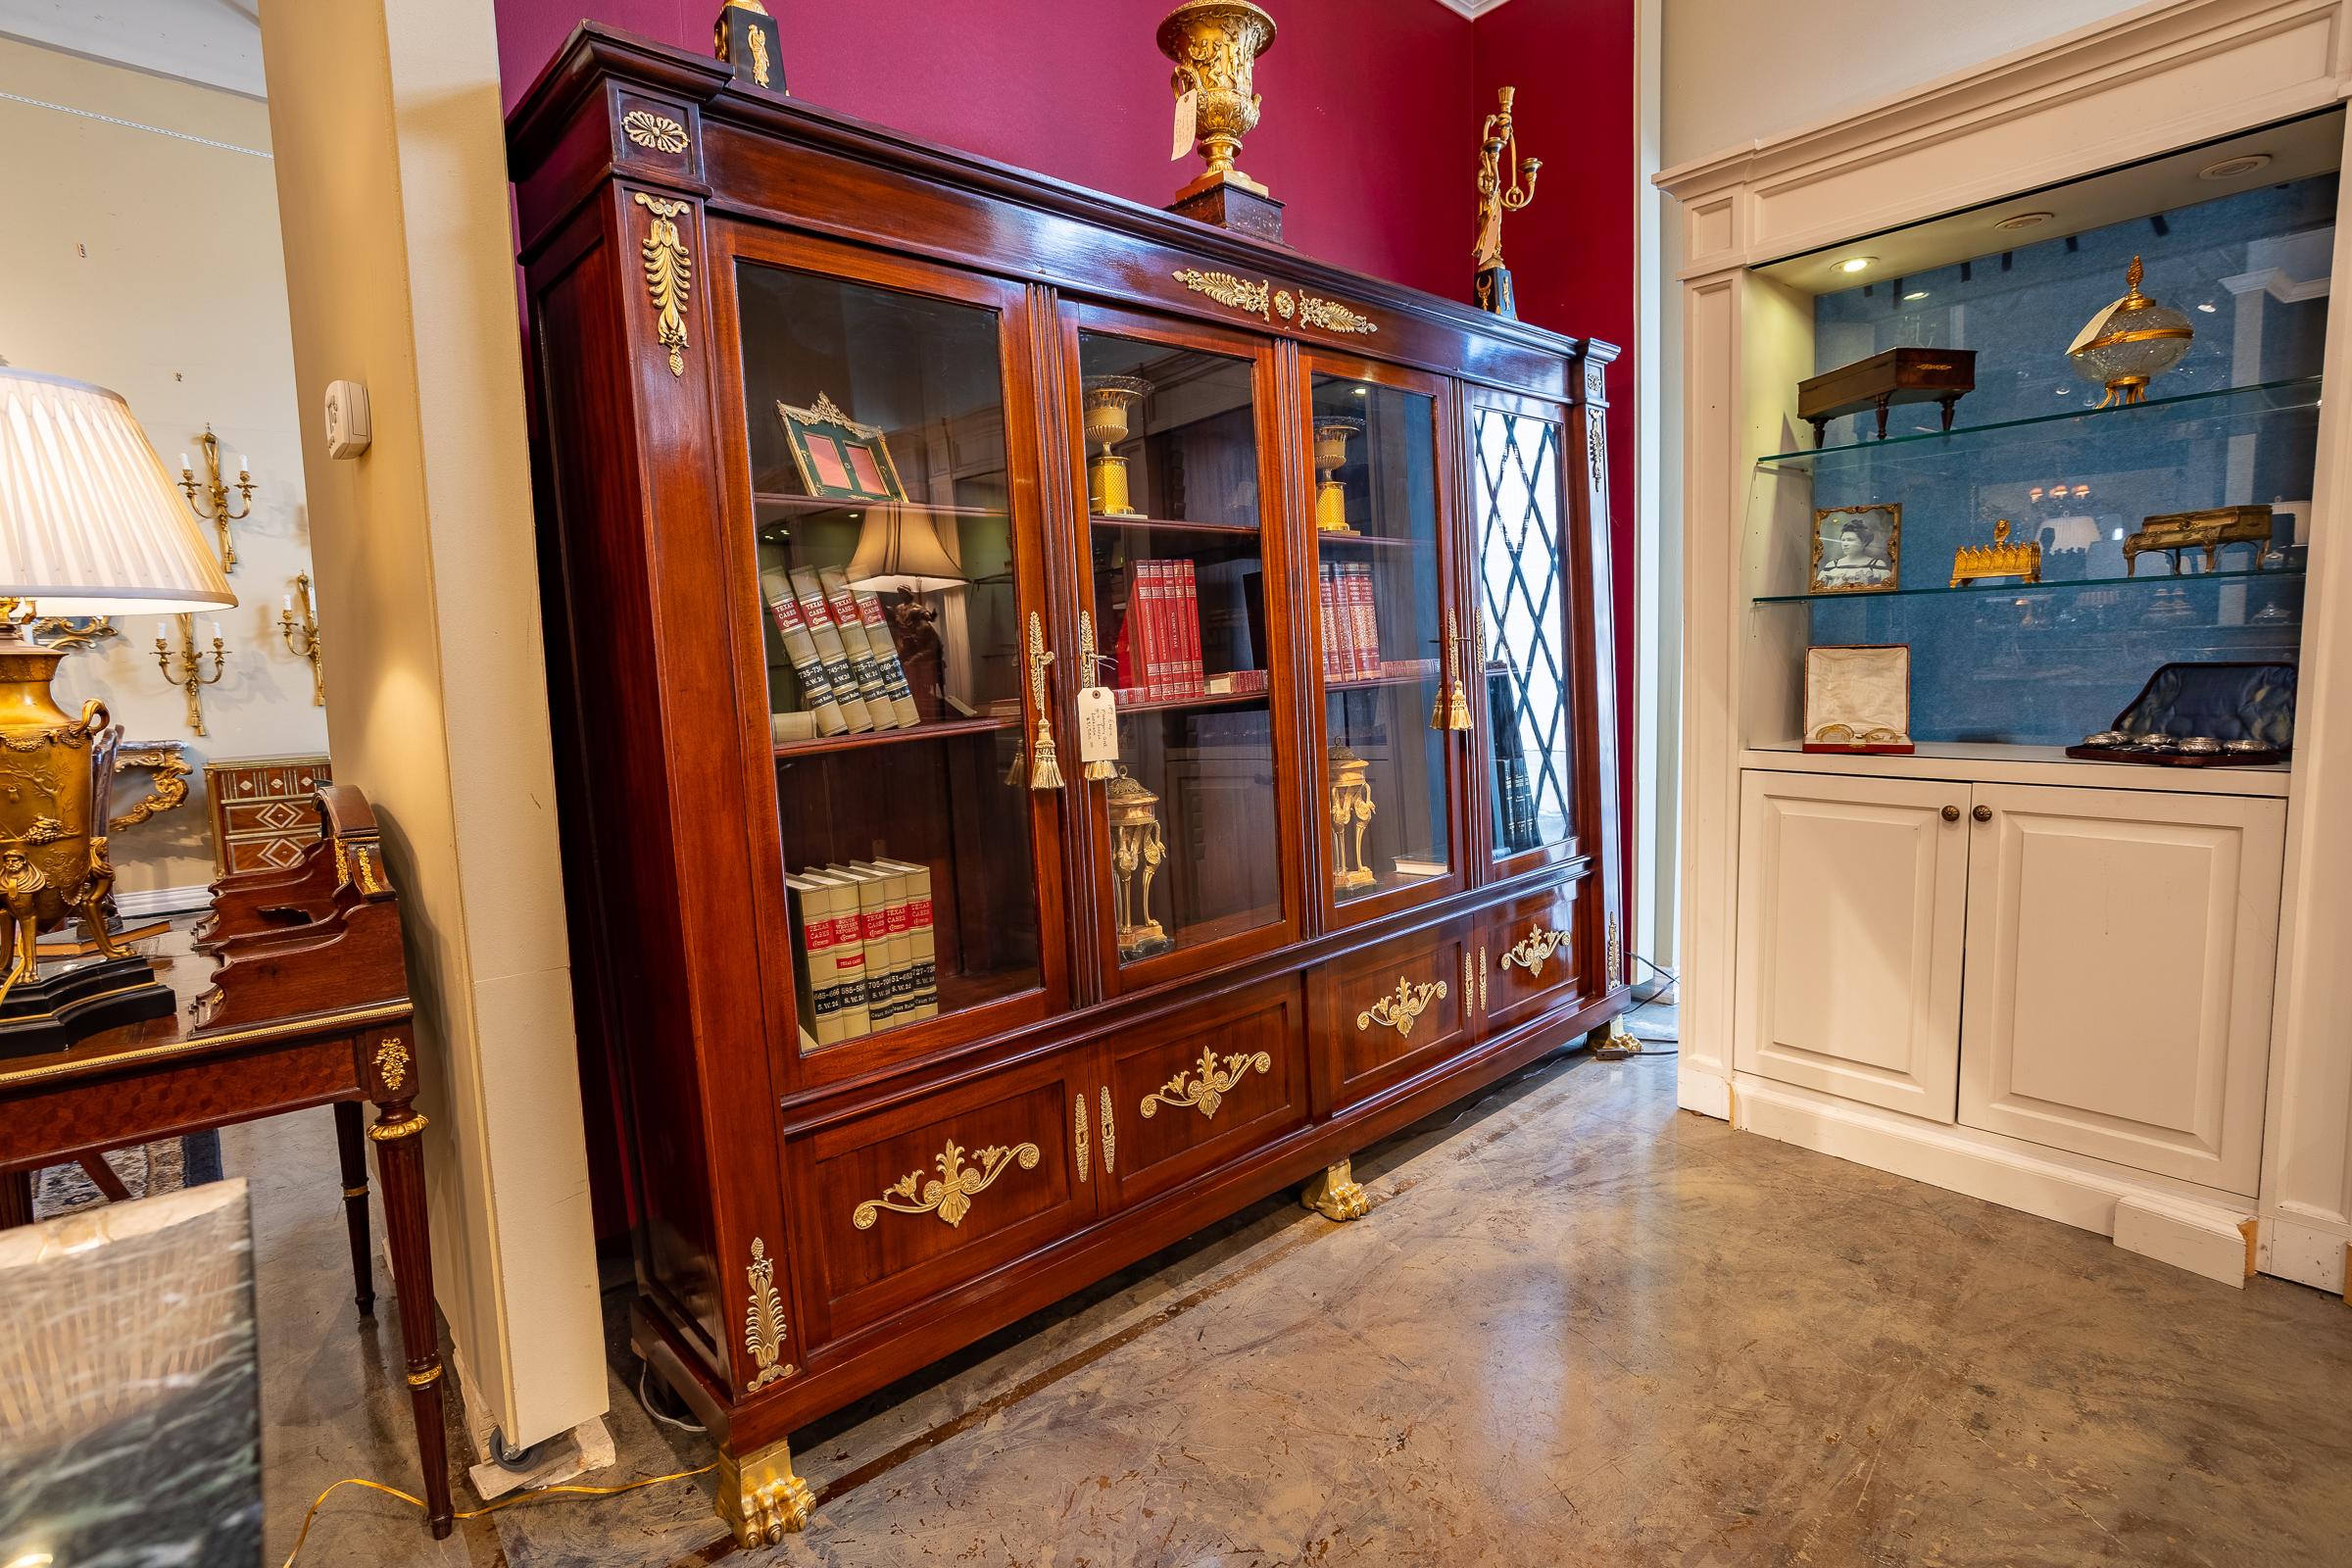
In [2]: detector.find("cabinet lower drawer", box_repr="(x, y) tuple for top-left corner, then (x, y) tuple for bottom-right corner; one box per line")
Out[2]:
(1473, 880), (1584, 1033)
(789, 1047), (1095, 1348)
(1102, 974), (1307, 1208)
(1312, 919), (1472, 1114)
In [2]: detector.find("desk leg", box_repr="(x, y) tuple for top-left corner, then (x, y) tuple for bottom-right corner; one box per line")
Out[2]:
(332, 1101), (376, 1317)
(0, 1168), (30, 1229)
(368, 1102), (453, 1539)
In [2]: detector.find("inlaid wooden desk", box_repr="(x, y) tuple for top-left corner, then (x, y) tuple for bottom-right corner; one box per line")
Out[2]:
(0, 949), (452, 1535)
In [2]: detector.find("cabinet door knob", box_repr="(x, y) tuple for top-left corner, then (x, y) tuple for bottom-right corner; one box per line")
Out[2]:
(1973, 804), (1992, 823)
(1940, 805), (1961, 822)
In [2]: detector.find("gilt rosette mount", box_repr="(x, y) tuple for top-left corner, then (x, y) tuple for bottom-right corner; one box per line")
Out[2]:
(1158, 1), (1282, 238)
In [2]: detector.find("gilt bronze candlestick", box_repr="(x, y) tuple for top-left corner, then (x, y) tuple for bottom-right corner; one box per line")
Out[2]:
(1082, 375), (1153, 518)
(1313, 417), (1361, 534)
(1473, 87), (1543, 319)
(1327, 744), (1377, 893)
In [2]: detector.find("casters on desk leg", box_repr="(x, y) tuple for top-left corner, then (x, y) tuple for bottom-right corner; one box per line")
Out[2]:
(717, 1436), (815, 1545)
(1301, 1157), (1370, 1221)
(332, 1100), (375, 1317)
(1589, 1017), (1642, 1060)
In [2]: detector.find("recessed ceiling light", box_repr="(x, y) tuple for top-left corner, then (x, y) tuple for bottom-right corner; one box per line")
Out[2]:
(2196, 302), (2217, 313)
(2200, 154), (2271, 180)
(1993, 212), (2053, 232)
(1902, 291), (1930, 302)
(1836, 257), (1876, 274)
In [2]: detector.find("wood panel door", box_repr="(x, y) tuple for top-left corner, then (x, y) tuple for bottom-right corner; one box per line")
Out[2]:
(1957, 784), (2284, 1193)
(1472, 876), (1585, 1038)
(1098, 973), (1309, 1210)
(1735, 770), (1970, 1120)
(787, 1044), (1102, 1351)
(1310, 918), (1474, 1116)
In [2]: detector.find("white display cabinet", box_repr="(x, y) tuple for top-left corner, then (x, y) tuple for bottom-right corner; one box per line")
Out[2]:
(1662, 0), (2352, 1289)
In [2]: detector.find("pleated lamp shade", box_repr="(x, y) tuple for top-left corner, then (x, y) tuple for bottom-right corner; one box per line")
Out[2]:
(0, 369), (237, 614)
(844, 507), (966, 593)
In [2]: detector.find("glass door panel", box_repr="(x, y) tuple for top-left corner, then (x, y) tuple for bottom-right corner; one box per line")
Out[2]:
(1471, 402), (1578, 863)
(1307, 368), (1458, 916)
(735, 262), (1043, 1053)
(1077, 327), (1288, 976)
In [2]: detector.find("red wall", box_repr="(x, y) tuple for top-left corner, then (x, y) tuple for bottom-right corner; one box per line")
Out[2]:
(495, 0), (1476, 299)
(1473, 1), (1639, 928)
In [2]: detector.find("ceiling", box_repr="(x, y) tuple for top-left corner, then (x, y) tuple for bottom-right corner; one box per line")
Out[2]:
(0, 0), (266, 98)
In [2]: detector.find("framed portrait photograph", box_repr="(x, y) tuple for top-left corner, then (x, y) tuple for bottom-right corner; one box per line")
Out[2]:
(1809, 503), (1900, 594)
(777, 392), (907, 505)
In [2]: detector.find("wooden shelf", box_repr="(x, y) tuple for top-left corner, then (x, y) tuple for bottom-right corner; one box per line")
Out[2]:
(753, 493), (1008, 519)
(1315, 532), (1433, 551)
(772, 713), (1013, 760)
(1328, 666), (1440, 693)
(1111, 680), (1271, 716)
(1740, 741), (2290, 798)
(1088, 513), (1259, 536)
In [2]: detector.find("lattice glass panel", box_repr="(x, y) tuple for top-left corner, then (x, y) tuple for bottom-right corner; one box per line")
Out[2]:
(1475, 409), (1574, 858)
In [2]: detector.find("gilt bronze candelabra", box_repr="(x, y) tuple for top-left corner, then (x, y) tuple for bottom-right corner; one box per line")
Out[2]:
(1473, 87), (1543, 319)
(280, 571), (324, 706)
(155, 613), (227, 736)
(178, 425), (255, 575)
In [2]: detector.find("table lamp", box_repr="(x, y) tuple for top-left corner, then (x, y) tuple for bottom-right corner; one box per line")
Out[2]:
(846, 507), (965, 721)
(0, 369), (236, 1053)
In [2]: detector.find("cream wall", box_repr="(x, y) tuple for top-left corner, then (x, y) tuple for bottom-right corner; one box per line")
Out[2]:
(259, 0), (603, 1450)
(0, 36), (329, 899)
(1659, 0), (2149, 166)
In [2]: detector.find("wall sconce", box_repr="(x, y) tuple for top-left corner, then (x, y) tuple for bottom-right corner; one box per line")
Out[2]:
(155, 612), (227, 735)
(279, 571), (323, 706)
(178, 424), (255, 574)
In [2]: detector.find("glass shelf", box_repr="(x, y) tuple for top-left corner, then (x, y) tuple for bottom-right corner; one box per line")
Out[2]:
(1754, 565), (2303, 607)
(1088, 513), (1257, 536)
(1756, 375), (2321, 475)
(771, 713), (1015, 760)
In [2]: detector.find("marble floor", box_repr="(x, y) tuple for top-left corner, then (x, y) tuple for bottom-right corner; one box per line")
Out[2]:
(240, 1006), (2352, 1567)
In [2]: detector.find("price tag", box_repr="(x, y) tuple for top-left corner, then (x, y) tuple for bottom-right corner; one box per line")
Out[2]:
(1171, 90), (1199, 162)
(1077, 686), (1120, 765)
(2068, 297), (2125, 355)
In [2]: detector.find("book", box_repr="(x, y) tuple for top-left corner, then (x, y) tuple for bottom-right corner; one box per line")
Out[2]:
(1175, 560), (1203, 697)
(1345, 564), (1381, 680)
(854, 859), (915, 1025)
(1127, 560), (1164, 701)
(852, 589), (924, 728)
(760, 566), (850, 735)
(1326, 566), (1345, 681)
(797, 871), (869, 1042)
(829, 862), (901, 1029)
(783, 873), (842, 1045)
(818, 566), (900, 729)
(874, 858), (941, 1020)
(786, 567), (875, 733)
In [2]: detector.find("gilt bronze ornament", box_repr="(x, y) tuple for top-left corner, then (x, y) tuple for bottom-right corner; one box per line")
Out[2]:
(1473, 87), (1542, 318)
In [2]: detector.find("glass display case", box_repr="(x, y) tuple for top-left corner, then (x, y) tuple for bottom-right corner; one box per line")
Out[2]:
(1742, 170), (2331, 758)
(1472, 395), (1580, 864)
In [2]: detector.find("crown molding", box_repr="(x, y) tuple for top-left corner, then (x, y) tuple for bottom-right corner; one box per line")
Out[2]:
(1430, 0), (1521, 19)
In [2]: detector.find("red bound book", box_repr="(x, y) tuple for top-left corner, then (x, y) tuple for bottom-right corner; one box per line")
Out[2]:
(1333, 563), (1360, 684)
(1177, 560), (1203, 697)
(1151, 560), (1178, 702)
(1125, 560), (1156, 700)
(1318, 564), (1339, 683)
(1348, 564), (1380, 681)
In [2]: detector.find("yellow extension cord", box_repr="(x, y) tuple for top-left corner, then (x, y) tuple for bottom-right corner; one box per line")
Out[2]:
(278, 1463), (716, 1566)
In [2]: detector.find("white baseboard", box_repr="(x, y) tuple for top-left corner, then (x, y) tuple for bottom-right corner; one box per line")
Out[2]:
(1735, 1078), (2257, 1286)
(2265, 1210), (2351, 1295)
(1677, 1065), (1731, 1120)
(116, 884), (210, 917)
